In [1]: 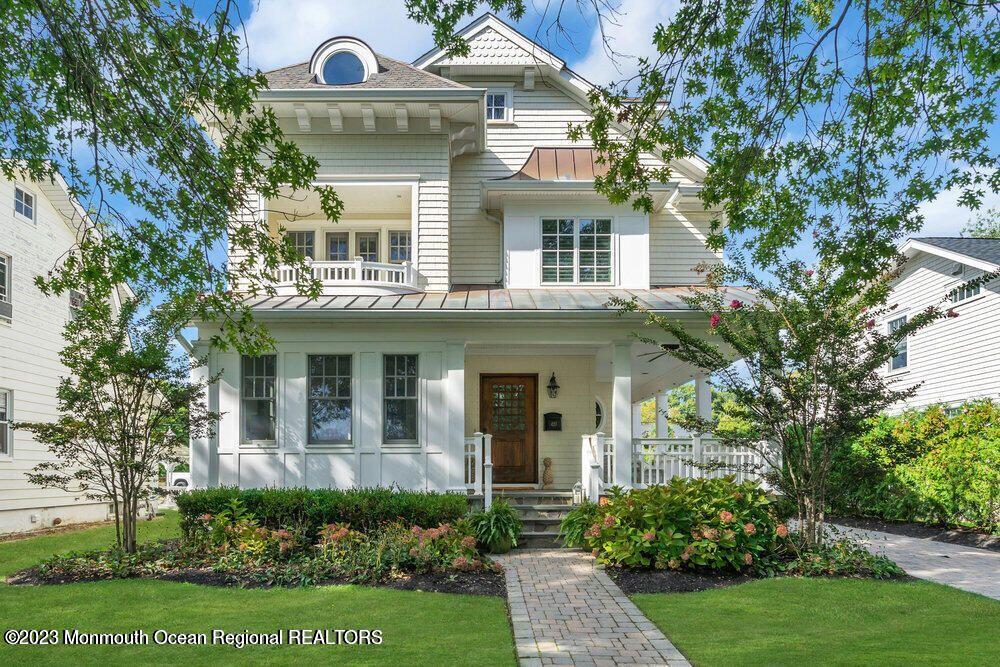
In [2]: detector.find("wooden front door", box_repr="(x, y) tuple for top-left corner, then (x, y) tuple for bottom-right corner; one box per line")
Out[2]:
(480, 374), (538, 484)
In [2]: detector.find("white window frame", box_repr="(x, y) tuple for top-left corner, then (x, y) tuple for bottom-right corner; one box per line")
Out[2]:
(241, 354), (278, 445)
(14, 185), (35, 223)
(486, 86), (514, 123)
(0, 253), (11, 320)
(307, 354), (354, 446)
(382, 353), (419, 445)
(388, 230), (412, 264)
(887, 314), (908, 373)
(949, 280), (982, 304)
(595, 397), (606, 432)
(69, 289), (85, 321)
(285, 230), (316, 259)
(540, 217), (614, 286)
(0, 389), (11, 459)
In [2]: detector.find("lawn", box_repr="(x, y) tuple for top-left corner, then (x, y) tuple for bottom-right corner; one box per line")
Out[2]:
(0, 513), (516, 666)
(634, 577), (1000, 666)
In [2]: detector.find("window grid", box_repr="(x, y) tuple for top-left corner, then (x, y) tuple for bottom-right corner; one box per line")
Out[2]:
(541, 218), (613, 284)
(389, 231), (411, 263)
(0, 389), (9, 456)
(0, 254), (9, 303)
(14, 187), (33, 221)
(486, 92), (507, 121)
(578, 218), (613, 283)
(241, 355), (276, 442)
(326, 232), (349, 261)
(950, 283), (981, 303)
(383, 354), (418, 443)
(356, 232), (379, 262)
(888, 315), (908, 371)
(308, 355), (352, 444)
(286, 231), (315, 259)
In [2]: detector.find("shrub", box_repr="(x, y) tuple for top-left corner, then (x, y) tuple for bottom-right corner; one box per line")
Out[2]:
(785, 536), (904, 579)
(562, 477), (790, 574)
(468, 500), (522, 553)
(559, 500), (602, 548)
(176, 486), (468, 538)
(831, 400), (1000, 533)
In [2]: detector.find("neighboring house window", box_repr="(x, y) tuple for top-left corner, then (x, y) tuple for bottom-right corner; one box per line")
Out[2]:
(242, 355), (276, 442)
(888, 315), (908, 371)
(356, 232), (379, 262)
(286, 231), (315, 259)
(541, 218), (613, 284)
(389, 231), (411, 263)
(950, 282), (981, 303)
(384, 354), (418, 443)
(0, 253), (10, 321)
(486, 89), (511, 121)
(326, 232), (349, 261)
(0, 389), (10, 456)
(308, 355), (352, 444)
(595, 399), (605, 431)
(69, 289), (84, 320)
(14, 186), (34, 221)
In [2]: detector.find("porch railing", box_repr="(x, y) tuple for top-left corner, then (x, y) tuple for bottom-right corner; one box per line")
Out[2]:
(464, 432), (493, 509)
(273, 258), (419, 294)
(631, 438), (769, 487)
(581, 432), (612, 501)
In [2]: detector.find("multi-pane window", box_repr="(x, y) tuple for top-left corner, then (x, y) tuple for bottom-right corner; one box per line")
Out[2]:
(0, 254), (10, 321)
(950, 283), (981, 303)
(389, 231), (411, 263)
(326, 232), (349, 261)
(383, 354), (418, 443)
(486, 91), (508, 121)
(888, 316), (908, 371)
(356, 232), (379, 262)
(14, 187), (33, 221)
(242, 355), (276, 442)
(542, 218), (612, 284)
(0, 390), (10, 456)
(285, 231), (315, 259)
(69, 289), (84, 320)
(308, 355), (352, 444)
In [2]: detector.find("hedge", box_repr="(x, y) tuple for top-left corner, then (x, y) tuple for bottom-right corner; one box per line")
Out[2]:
(175, 487), (469, 537)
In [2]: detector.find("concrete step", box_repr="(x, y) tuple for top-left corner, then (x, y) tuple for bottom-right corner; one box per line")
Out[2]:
(520, 516), (565, 533)
(518, 531), (564, 549)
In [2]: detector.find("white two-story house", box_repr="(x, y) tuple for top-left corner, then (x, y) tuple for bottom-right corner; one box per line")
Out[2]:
(0, 173), (121, 533)
(881, 237), (1000, 412)
(188, 14), (746, 498)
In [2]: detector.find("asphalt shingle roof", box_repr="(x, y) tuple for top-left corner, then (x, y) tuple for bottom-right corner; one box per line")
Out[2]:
(914, 237), (1000, 267)
(263, 54), (467, 90)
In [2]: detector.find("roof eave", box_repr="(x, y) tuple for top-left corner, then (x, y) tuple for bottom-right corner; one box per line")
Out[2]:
(900, 239), (1000, 272)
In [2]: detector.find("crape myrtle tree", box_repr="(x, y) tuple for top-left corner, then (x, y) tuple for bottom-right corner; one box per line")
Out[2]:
(16, 291), (219, 553)
(2, 0), (343, 353)
(613, 260), (955, 546)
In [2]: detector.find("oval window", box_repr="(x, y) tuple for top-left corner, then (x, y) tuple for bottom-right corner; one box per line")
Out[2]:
(322, 51), (366, 85)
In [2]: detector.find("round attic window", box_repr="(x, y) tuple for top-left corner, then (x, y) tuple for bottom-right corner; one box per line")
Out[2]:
(322, 51), (365, 85)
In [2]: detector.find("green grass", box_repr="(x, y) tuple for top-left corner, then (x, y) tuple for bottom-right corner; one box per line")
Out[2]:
(0, 513), (515, 666)
(634, 577), (1000, 666)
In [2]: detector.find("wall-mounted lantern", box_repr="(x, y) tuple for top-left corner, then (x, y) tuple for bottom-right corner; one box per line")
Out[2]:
(546, 372), (560, 398)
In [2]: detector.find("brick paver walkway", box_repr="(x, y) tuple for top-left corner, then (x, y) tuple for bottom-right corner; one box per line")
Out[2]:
(496, 550), (689, 666)
(834, 524), (1000, 600)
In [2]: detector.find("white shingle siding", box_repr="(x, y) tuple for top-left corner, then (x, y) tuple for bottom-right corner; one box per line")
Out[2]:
(433, 26), (540, 66)
(449, 78), (721, 286)
(0, 177), (109, 533)
(881, 251), (1000, 411)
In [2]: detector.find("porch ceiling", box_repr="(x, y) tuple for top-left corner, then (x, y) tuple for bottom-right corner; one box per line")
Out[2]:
(267, 183), (412, 221)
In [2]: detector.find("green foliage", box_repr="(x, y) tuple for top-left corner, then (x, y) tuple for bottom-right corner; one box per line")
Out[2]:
(565, 478), (790, 574)
(559, 500), (602, 548)
(784, 536), (905, 580)
(468, 500), (522, 553)
(962, 207), (1000, 239)
(831, 401), (1000, 533)
(176, 487), (469, 539)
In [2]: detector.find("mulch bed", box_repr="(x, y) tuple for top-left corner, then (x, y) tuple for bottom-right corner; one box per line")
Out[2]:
(6, 565), (506, 597)
(833, 516), (1000, 553)
(607, 567), (758, 595)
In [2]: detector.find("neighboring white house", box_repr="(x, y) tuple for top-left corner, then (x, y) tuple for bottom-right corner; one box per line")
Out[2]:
(881, 237), (1000, 412)
(0, 173), (118, 534)
(189, 14), (748, 497)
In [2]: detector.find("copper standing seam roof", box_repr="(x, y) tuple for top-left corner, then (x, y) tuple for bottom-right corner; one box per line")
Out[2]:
(502, 147), (611, 181)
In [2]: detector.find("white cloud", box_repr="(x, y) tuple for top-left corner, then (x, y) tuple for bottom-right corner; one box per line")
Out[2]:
(570, 0), (681, 87)
(916, 185), (1000, 237)
(241, 0), (435, 71)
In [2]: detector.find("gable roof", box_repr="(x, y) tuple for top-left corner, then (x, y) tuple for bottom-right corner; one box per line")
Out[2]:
(902, 237), (1000, 272)
(264, 53), (466, 90)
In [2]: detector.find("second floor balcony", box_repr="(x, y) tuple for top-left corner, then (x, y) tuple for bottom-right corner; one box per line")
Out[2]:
(273, 258), (422, 296)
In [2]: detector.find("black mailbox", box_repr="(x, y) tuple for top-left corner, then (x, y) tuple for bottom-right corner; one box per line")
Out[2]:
(543, 412), (562, 431)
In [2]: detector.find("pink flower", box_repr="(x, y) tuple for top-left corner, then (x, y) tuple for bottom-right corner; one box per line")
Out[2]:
(702, 527), (719, 541)
(776, 524), (789, 538)
(709, 313), (721, 328)
(452, 556), (469, 570)
(719, 510), (734, 523)
(743, 523), (757, 535)
(865, 319), (876, 330)
(643, 531), (655, 541)
(461, 535), (477, 550)
(743, 552), (753, 565)
(730, 299), (743, 309)
(946, 309), (959, 318)
(805, 269), (814, 277)
(602, 515), (616, 528)
(200, 513), (213, 521)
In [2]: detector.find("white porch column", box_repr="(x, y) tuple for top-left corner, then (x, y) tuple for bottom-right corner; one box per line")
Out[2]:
(445, 341), (467, 492)
(655, 390), (669, 438)
(612, 342), (633, 488)
(693, 372), (712, 467)
(190, 342), (215, 488)
(631, 403), (644, 439)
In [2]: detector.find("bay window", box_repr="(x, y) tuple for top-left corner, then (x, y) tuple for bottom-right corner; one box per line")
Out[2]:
(383, 354), (418, 443)
(242, 355), (276, 442)
(308, 355), (352, 444)
(541, 217), (612, 284)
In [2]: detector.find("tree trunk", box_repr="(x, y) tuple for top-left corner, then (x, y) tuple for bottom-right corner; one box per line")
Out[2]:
(798, 493), (825, 547)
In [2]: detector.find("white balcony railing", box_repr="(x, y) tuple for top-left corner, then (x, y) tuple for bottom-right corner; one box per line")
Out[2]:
(464, 432), (494, 509)
(631, 438), (769, 487)
(273, 258), (419, 295)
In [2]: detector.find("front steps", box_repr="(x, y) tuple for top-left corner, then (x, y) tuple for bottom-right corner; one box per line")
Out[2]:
(473, 490), (575, 549)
